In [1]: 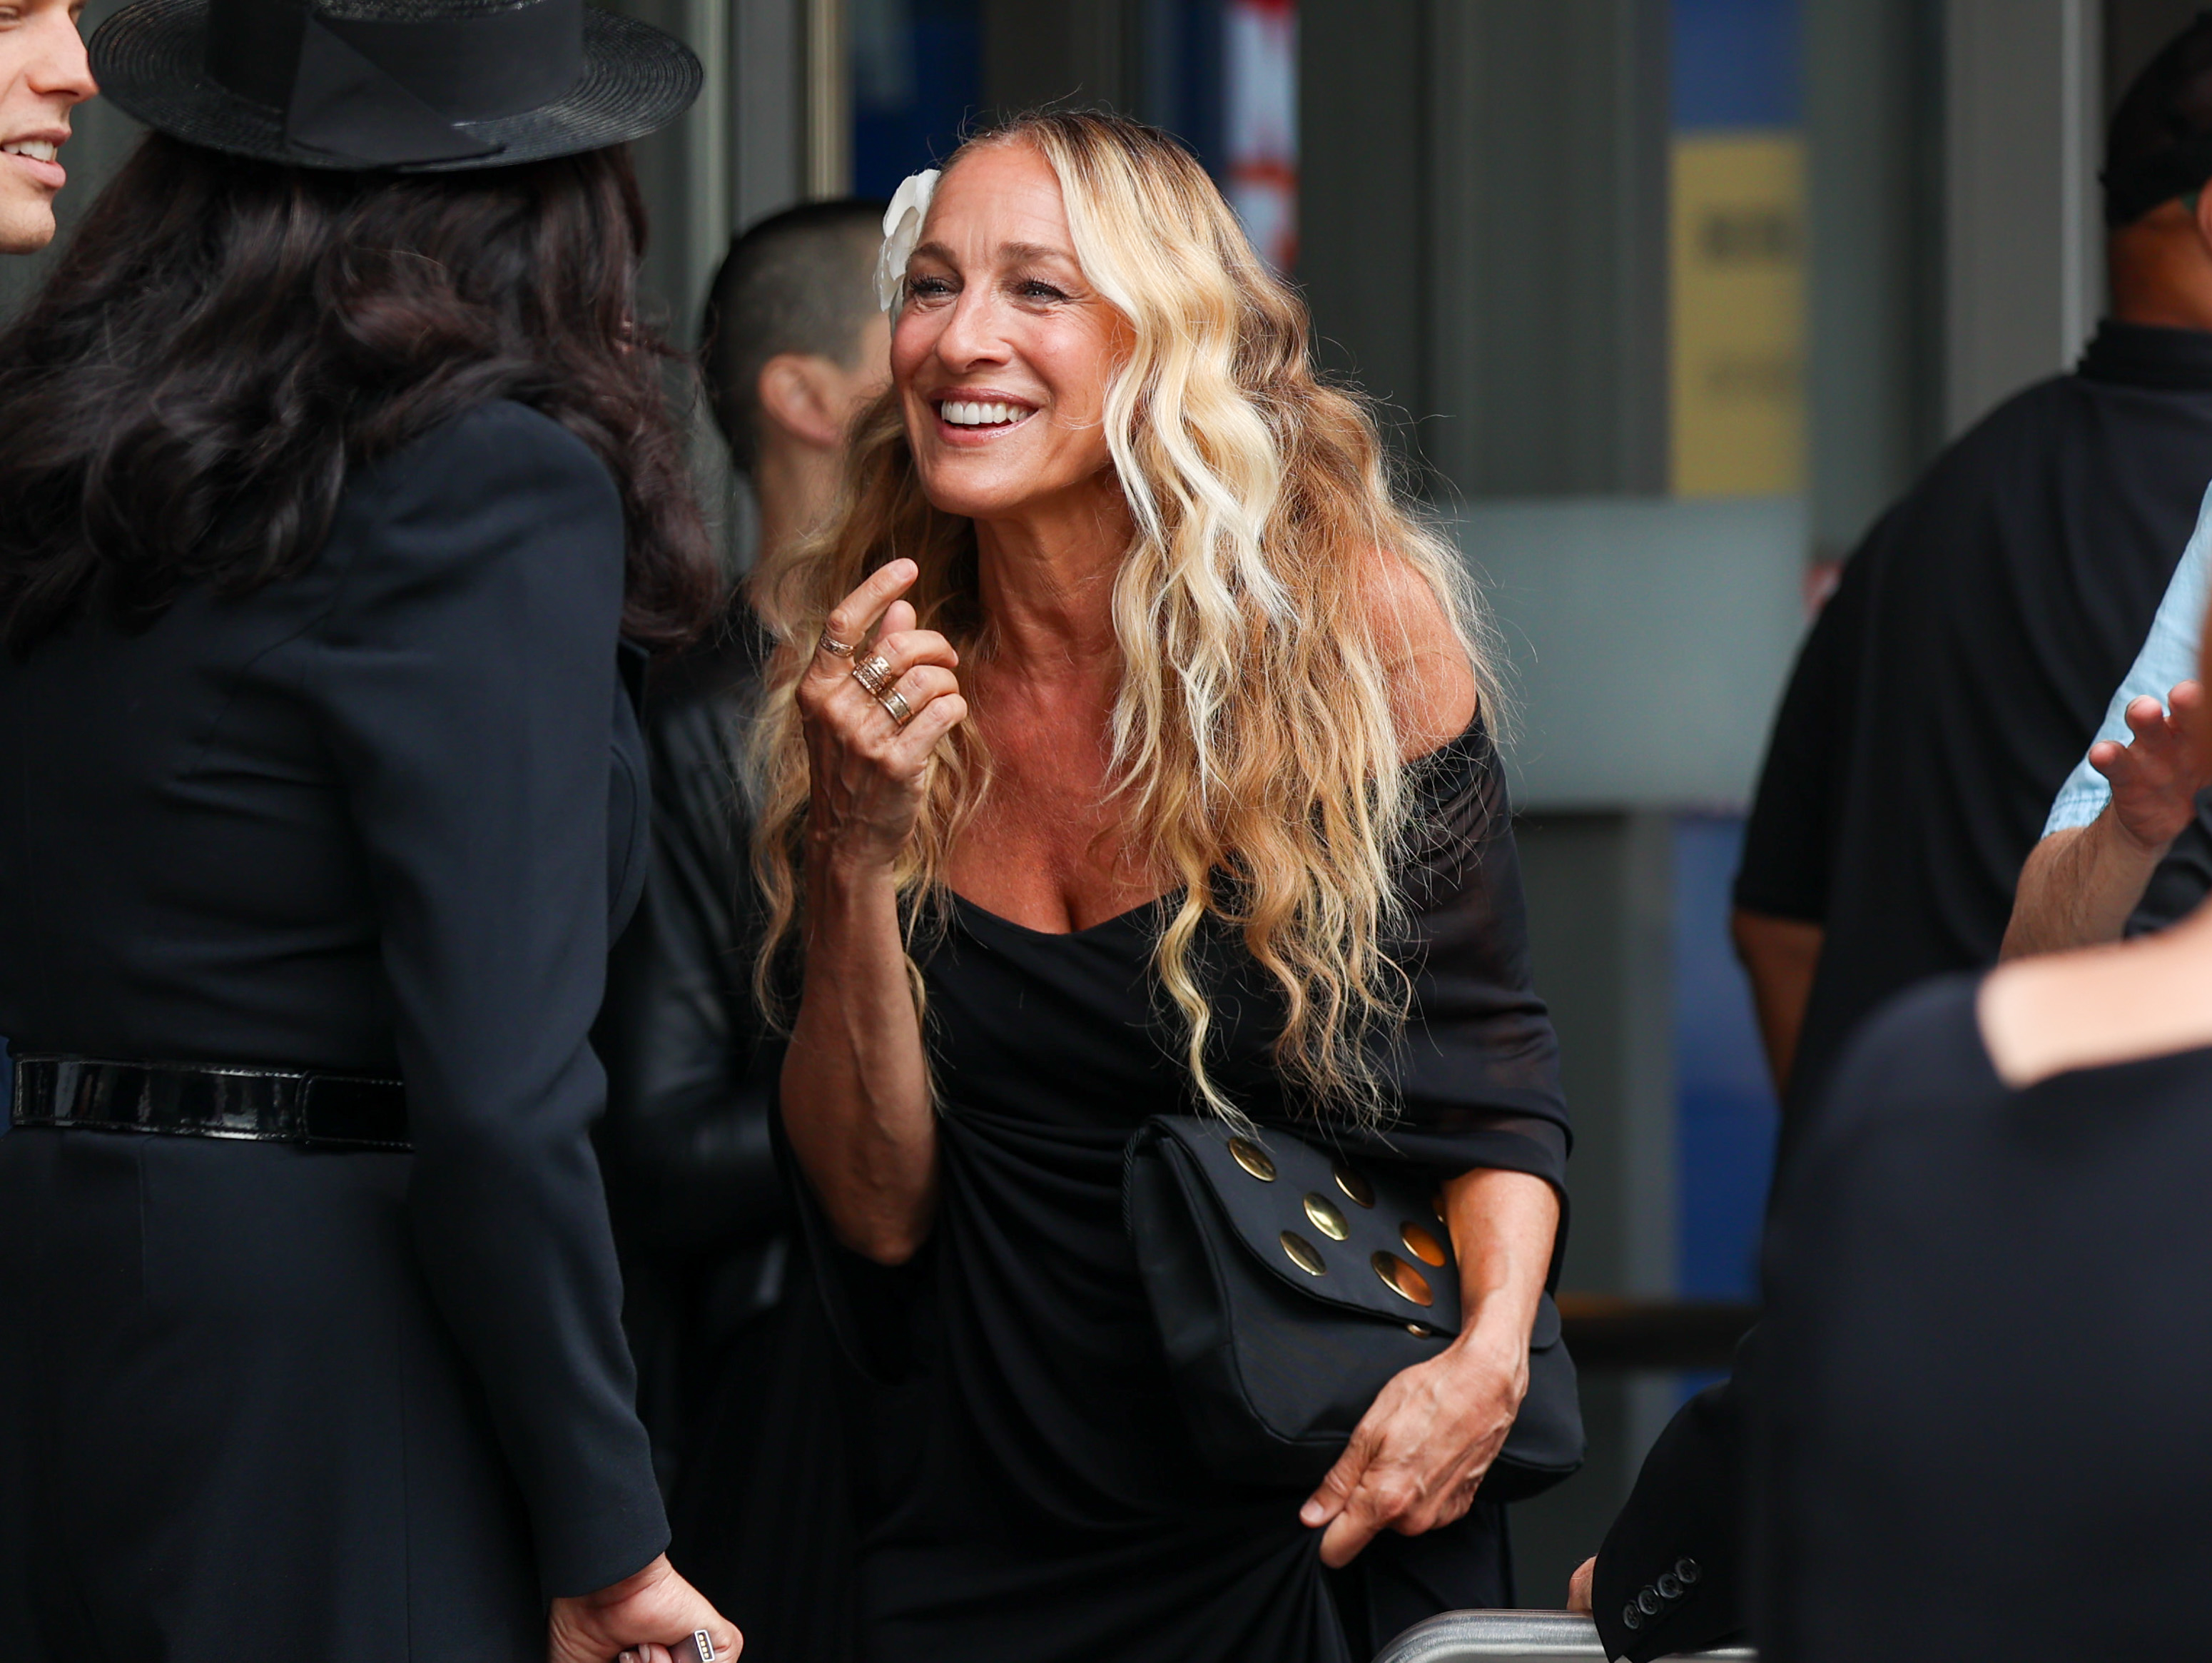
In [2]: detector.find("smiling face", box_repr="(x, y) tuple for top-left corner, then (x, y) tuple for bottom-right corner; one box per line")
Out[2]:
(0, 0), (94, 254)
(891, 141), (1130, 528)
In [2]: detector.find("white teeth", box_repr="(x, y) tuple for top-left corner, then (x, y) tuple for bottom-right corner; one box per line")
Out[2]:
(941, 399), (1026, 427)
(2, 141), (59, 163)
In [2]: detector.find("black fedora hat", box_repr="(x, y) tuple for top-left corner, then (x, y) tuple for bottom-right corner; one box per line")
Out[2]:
(90, 0), (701, 172)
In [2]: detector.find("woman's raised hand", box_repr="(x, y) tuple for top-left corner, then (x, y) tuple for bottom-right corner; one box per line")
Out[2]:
(546, 1554), (740, 1663)
(798, 559), (968, 872)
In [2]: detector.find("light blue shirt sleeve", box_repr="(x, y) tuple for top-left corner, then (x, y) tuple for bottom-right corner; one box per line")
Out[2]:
(2042, 482), (2212, 836)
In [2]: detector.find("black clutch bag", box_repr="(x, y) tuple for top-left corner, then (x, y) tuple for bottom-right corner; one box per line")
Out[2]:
(1124, 1113), (1584, 1500)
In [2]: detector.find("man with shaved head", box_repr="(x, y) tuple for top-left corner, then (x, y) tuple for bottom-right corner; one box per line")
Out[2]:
(0, 0), (94, 255)
(700, 198), (893, 565)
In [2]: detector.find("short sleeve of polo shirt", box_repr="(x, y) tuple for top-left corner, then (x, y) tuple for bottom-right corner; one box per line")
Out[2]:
(1732, 545), (1877, 924)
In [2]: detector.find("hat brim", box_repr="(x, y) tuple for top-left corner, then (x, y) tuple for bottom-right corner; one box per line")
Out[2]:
(89, 1), (701, 172)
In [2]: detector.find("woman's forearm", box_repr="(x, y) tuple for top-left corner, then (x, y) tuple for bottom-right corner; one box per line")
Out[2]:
(779, 850), (940, 1263)
(1441, 1167), (1560, 1357)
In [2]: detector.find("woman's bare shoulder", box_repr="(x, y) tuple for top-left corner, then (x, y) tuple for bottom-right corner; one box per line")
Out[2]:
(1359, 549), (1478, 757)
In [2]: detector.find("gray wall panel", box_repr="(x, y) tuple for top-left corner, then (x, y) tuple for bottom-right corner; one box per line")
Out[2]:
(1300, 0), (1668, 500)
(1805, 0), (1944, 558)
(1944, 0), (2103, 436)
(1461, 497), (1809, 813)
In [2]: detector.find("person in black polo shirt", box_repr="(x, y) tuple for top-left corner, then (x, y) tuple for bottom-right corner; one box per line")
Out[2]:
(1736, 26), (2212, 1139)
(1569, 18), (2212, 1658)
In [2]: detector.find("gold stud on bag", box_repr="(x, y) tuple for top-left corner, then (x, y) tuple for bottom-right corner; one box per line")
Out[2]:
(1229, 1136), (1277, 1181)
(1333, 1161), (1375, 1208)
(1399, 1221), (1449, 1267)
(1302, 1193), (1349, 1242)
(1280, 1230), (1327, 1275)
(1370, 1250), (1434, 1307)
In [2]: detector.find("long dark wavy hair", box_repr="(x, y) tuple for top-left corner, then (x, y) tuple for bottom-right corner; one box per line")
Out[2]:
(0, 134), (718, 655)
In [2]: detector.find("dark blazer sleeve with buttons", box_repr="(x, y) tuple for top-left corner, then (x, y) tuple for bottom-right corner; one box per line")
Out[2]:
(305, 402), (669, 1597)
(1590, 1335), (1751, 1661)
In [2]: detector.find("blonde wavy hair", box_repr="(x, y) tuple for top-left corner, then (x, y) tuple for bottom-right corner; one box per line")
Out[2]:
(749, 111), (1499, 1124)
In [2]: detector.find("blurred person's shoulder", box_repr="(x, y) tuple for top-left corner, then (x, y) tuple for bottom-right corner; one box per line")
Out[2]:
(1817, 362), (2151, 614)
(1790, 974), (1994, 1166)
(1890, 333), (2212, 525)
(1876, 375), (2076, 532)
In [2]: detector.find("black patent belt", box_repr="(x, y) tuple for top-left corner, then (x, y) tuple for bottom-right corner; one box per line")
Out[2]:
(9, 1054), (410, 1151)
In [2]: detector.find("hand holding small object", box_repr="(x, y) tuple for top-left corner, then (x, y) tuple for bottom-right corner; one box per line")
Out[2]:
(544, 1554), (739, 1663)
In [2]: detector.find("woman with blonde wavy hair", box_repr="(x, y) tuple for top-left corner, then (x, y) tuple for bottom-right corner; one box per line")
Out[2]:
(749, 111), (1572, 1662)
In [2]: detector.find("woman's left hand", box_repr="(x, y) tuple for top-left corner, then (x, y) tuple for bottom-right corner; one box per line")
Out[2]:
(1298, 1318), (1530, 1567)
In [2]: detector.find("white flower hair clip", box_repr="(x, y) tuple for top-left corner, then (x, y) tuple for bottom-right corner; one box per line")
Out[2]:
(876, 168), (940, 314)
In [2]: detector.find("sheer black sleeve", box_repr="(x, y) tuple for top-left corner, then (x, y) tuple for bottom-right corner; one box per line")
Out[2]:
(1346, 721), (1571, 1197)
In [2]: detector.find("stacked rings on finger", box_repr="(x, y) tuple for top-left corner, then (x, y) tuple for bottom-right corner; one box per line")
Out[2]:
(818, 629), (858, 658)
(850, 652), (913, 727)
(851, 653), (895, 697)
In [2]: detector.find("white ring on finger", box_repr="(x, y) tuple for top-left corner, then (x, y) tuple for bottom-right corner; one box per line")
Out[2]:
(878, 687), (914, 727)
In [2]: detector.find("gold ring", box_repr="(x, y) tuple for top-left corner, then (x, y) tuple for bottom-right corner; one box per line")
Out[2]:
(878, 688), (913, 726)
(852, 654), (894, 697)
(818, 630), (857, 658)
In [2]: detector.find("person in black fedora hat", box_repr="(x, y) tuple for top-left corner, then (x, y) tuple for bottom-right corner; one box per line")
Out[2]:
(0, 4), (741, 1662)
(94, 0), (701, 173)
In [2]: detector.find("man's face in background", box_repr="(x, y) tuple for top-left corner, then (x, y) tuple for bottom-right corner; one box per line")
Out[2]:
(0, 0), (95, 254)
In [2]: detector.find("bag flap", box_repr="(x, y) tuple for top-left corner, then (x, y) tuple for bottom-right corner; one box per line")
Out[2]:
(1134, 1115), (1463, 1335)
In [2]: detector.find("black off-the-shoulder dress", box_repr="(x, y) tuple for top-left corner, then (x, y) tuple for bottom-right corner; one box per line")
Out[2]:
(737, 719), (1571, 1663)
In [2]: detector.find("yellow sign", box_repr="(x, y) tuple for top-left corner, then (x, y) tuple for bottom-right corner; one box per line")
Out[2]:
(1670, 132), (1806, 497)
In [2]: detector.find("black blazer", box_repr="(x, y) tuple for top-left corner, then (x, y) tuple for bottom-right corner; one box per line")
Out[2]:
(0, 400), (666, 1594)
(1591, 1342), (1751, 1659)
